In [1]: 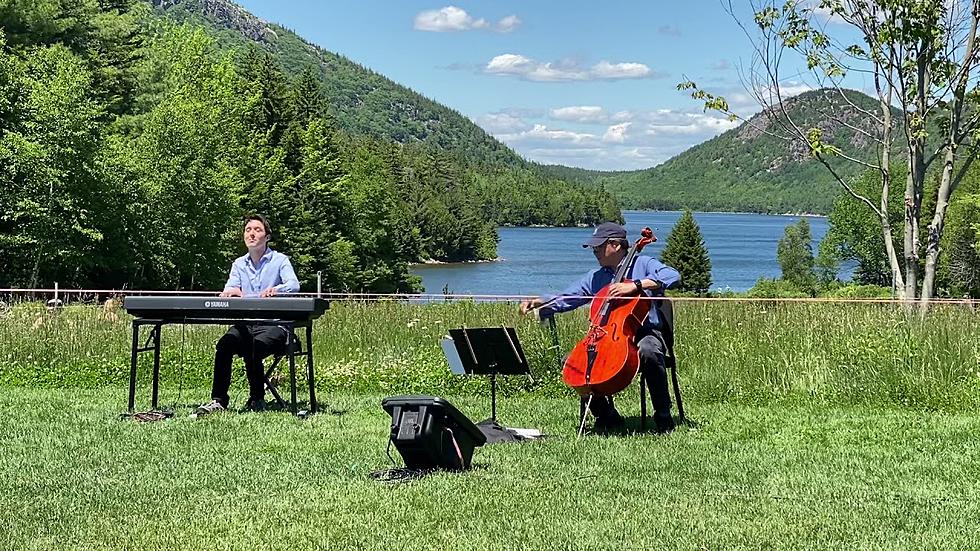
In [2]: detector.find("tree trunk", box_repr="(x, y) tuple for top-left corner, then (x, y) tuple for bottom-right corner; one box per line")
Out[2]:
(879, 91), (904, 297)
(920, 2), (978, 308)
(903, 42), (931, 301)
(921, 140), (957, 307)
(29, 252), (41, 291)
(903, 160), (921, 300)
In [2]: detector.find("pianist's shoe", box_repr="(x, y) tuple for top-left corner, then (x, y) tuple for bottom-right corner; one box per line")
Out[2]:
(240, 398), (265, 413)
(195, 399), (226, 416)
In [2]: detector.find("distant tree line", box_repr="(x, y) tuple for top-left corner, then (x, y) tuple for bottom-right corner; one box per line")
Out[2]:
(0, 0), (621, 293)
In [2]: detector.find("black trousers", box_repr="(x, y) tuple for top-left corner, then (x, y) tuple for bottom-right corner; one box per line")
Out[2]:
(588, 327), (672, 420)
(211, 324), (288, 407)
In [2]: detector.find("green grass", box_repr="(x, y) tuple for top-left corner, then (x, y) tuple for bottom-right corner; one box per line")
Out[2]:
(2, 300), (979, 411)
(3, 300), (979, 547)
(2, 387), (979, 549)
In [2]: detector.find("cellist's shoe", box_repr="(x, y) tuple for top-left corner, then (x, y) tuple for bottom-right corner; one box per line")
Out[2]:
(654, 413), (675, 434)
(594, 410), (626, 435)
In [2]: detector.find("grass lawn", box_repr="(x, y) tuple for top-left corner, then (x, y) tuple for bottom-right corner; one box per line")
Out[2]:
(2, 387), (979, 549)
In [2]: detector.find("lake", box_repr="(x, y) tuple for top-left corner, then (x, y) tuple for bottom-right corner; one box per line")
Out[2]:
(412, 211), (835, 297)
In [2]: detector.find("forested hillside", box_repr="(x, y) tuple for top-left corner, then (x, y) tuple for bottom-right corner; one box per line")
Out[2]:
(598, 89), (890, 214)
(149, 0), (620, 223)
(0, 0), (619, 293)
(153, 0), (522, 169)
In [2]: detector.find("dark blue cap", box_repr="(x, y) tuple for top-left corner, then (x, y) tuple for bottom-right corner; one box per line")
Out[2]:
(582, 222), (627, 247)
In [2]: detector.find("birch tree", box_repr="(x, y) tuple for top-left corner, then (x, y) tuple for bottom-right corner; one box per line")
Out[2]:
(681, 0), (980, 307)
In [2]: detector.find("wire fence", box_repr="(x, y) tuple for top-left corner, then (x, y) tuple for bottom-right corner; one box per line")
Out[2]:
(1, 287), (978, 307)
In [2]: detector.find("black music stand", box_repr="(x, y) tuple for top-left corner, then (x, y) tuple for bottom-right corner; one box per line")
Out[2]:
(444, 327), (539, 443)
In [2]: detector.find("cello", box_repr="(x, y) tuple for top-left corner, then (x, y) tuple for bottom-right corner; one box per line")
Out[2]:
(562, 227), (657, 397)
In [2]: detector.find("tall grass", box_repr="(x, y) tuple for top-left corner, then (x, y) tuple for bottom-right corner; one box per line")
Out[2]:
(1, 298), (978, 411)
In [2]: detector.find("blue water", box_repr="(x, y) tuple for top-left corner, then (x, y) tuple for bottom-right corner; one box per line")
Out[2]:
(412, 211), (834, 296)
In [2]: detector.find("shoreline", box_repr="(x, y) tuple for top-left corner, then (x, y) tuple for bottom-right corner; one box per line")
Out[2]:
(497, 210), (828, 229)
(621, 208), (827, 218)
(411, 257), (503, 266)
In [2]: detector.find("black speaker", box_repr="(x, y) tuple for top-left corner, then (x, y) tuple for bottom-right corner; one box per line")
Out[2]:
(381, 395), (487, 471)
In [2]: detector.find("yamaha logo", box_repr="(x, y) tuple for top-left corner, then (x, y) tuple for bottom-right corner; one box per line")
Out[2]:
(205, 301), (230, 308)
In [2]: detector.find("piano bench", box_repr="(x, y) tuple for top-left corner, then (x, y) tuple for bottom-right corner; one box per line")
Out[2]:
(262, 338), (302, 410)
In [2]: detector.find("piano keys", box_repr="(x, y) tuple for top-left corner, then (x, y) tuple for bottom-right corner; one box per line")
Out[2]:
(123, 296), (329, 322)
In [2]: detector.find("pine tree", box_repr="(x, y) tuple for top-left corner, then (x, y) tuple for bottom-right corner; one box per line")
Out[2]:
(661, 210), (712, 294)
(292, 66), (324, 127)
(240, 49), (291, 146)
(777, 218), (817, 293)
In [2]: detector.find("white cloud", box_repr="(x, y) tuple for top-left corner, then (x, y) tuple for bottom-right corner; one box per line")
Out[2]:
(803, 0), (848, 25)
(476, 112), (529, 134)
(590, 61), (652, 79)
(527, 147), (605, 159)
(724, 83), (815, 115)
(550, 106), (606, 123)
(524, 124), (596, 143)
(484, 54), (655, 82)
(645, 117), (739, 136)
(414, 6), (486, 31)
(495, 15), (521, 33)
(497, 124), (597, 144)
(610, 111), (634, 123)
(620, 148), (654, 160)
(778, 83), (815, 97)
(414, 6), (520, 33)
(810, 0), (960, 29)
(482, 106), (743, 170)
(603, 122), (632, 143)
(500, 107), (546, 119)
(486, 54), (533, 73)
(640, 110), (740, 135)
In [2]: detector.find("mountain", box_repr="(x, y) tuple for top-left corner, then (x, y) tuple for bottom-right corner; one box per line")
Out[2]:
(598, 89), (892, 214)
(149, 0), (526, 170)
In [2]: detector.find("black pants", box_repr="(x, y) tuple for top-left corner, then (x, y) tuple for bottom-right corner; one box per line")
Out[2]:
(589, 327), (672, 420)
(211, 324), (288, 407)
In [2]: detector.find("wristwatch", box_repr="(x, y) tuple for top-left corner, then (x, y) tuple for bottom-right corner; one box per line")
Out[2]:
(634, 279), (644, 293)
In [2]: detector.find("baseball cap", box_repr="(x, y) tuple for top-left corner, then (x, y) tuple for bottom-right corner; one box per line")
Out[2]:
(582, 222), (627, 248)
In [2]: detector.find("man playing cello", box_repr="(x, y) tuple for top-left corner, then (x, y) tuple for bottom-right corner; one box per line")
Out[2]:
(520, 222), (680, 434)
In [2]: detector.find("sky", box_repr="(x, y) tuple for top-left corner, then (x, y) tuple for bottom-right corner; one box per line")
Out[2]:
(233, 1), (851, 171)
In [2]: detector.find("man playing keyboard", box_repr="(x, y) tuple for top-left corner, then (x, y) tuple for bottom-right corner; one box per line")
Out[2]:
(196, 214), (300, 415)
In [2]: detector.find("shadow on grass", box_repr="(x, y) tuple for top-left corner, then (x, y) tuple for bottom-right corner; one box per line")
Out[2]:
(583, 414), (702, 437)
(119, 398), (347, 421)
(370, 462), (490, 484)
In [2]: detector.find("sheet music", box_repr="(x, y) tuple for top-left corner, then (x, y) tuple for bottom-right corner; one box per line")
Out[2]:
(440, 336), (466, 375)
(508, 427), (545, 439)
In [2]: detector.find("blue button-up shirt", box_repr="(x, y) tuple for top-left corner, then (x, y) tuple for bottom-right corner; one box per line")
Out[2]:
(539, 255), (680, 328)
(224, 248), (300, 297)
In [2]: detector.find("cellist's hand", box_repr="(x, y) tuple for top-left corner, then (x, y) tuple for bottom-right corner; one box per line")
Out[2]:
(520, 298), (543, 315)
(606, 282), (641, 298)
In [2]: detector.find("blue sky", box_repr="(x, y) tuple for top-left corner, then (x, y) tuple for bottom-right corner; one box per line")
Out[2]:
(235, 1), (837, 171)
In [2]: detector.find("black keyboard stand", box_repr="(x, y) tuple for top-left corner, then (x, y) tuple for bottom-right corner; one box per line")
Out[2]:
(127, 317), (317, 416)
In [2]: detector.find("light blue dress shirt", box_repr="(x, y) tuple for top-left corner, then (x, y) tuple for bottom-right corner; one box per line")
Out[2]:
(223, 248), (300, 297)
(538, 255), (681, 329)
